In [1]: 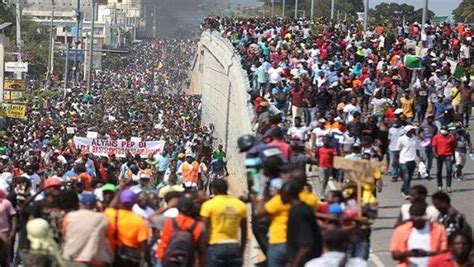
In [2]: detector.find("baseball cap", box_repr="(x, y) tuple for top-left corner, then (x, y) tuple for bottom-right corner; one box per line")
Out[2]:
(119, 189), (137, 205)
(102, 183), (117, 193)
(44, 176), (63, 189)
(80, 193), (96, 205)
(139, 173), (151, 180)
(404, 125), (418, 132)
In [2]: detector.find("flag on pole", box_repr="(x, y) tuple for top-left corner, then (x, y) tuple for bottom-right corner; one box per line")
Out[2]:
(403, 55), (422, 69)
(452, 64), (465, 80)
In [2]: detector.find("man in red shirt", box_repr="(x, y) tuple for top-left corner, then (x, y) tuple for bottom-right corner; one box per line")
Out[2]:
(431, 125), (456, 192)
(290, 81), (305, 124)
(315, 136), (337, 200)
(268, 128), (292, 161)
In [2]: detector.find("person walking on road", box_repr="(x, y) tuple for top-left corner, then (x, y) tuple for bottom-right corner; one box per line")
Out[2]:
(452, 122), (471, 181)
(396, 125), (419, 199)
(431, 125), (456, 192)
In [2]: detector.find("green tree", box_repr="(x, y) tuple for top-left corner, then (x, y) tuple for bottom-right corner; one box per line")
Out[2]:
(1, 5), (64, 80)
(370, 3), (434, 25)
(453, 0), (474, 23)
(258, 0), (363, 19)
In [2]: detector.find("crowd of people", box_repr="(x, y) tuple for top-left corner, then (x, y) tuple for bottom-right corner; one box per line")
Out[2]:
(202, 16), (474, 266)
(0, 13), (470, 267)
(0, 38), (235, 267)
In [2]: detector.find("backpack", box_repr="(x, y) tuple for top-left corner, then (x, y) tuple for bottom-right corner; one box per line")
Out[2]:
(162, 219), (199, 267)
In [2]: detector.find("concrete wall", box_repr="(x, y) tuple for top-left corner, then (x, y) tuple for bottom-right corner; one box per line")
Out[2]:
(191, 30), (253, 194)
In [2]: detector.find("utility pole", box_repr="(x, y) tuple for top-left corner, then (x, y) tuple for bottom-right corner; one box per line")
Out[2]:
(363, 0), (368, 33)
(47, 0), (55, 87)
(294, 0), (298, 18)
(15, 0), (22, 79)
(310, 0), (314, 19)
(153, 5), (156, 39)
(74, 0), (81, 86)
(282, 0), (285, 18)
(330, 0), (335, 20)
(64, 39), (69, 95)
(87, 0), (96, 93)
(271, 0), (274, 18)
(421, 0), (428, 32)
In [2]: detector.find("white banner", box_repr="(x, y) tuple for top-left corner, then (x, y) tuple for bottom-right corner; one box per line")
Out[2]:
(5, 62), (28, 72)
(73, 137), (165, 158)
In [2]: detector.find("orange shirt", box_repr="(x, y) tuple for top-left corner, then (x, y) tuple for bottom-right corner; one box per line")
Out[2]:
(156, 214), (204, 260)
(104, 208), (149, 250)
(390, 221), (447, 267)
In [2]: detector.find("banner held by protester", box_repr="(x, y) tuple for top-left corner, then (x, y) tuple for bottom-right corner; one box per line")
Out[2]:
(73, 137), (165, 158)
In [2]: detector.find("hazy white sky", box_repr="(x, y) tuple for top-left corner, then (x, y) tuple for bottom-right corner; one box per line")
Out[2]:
(369, 0), (461, 16)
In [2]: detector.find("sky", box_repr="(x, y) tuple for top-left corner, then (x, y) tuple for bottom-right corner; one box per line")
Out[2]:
(369, 0), (461, 16)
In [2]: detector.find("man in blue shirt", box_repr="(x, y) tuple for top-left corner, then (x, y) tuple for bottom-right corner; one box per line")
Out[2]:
(155, 151), (169, 183)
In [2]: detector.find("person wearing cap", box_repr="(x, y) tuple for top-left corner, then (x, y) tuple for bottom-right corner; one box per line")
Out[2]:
(98, 183), (117, 210)
(418, 114), (438, 180)
(431, 125), (456, 193)
(62, 193), (113, 265)
(177, 154), (201, 192)
(130, 173), (154, 194)
(452, 122), (472, 182)
(396, 125), (419, 199)
(388, 121), (405, 182)
(104, 189), (151, 266)
(21, 164), (41, 195)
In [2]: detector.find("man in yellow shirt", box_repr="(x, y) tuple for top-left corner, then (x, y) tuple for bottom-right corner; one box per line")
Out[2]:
(450, 80), (462, 113)
(200, 179), (247, 266)
(400, 89), (414, 120)
(253, 173), (319, 267)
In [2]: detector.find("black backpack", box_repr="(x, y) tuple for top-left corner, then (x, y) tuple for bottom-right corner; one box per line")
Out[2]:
(162, 218), (198, 267)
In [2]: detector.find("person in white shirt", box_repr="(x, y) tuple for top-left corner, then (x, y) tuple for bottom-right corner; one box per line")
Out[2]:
(310, 119), (329, 148)
(396, 125), (419, 199)
(388, 123), (405, 182)
(267, 62), (283, 88)
(288, 116), (309, 141)
(132, 192), (155, 219)
(343, 97), (361, 122)
(396, 185), (440, 223)
(21, 164), (41, 195)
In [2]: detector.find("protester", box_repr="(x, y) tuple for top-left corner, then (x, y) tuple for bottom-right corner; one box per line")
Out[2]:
(431, 191), (472, 238)
(428, 231), (473, 267)
(390, 202), (448, 267)
(200, 179), (247, 266)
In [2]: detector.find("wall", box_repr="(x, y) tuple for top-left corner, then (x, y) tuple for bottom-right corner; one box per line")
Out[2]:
(191, 30), (253, 194)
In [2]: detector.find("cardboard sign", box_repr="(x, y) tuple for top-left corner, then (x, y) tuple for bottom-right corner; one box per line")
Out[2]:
(0, 103), (27, 119)
(86, 131), (99, 138)
(73, 137), (165, 158)
(66, 127), (76, 134)
(333, 157), (387, 183)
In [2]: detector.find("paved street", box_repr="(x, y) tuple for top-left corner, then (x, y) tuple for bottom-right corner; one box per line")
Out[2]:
(369, 144), (474, 266)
